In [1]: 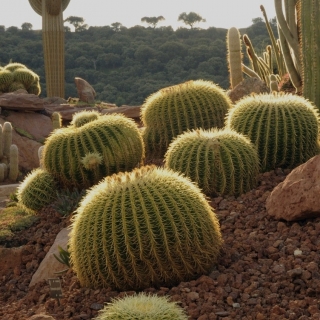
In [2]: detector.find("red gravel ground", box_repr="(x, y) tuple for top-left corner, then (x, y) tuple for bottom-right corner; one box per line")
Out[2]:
(0, 168), (320, 320)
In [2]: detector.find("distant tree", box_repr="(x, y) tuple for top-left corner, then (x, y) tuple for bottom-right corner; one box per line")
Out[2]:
(111, 22), (123, 32)
(64, 16), (88, 32)
(252, 17), (264, 24)
(178, 12), (206, 29)
(21, 22), (33, 31)
(141, 16), (165, 28)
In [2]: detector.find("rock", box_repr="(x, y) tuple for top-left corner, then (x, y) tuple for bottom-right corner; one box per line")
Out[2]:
(27, 315), (56, 320)
(101, 105), (141, 122)
(0, 92), (45, 111)
(0, 246), (24, 277)
(266, 155), (320, 221)
(29, 228), (70, 287)
(228, 78), (269, 104)
(74, 77), (96, 104)
(44, 104), (99, 121)
(43, 97), (68, 105)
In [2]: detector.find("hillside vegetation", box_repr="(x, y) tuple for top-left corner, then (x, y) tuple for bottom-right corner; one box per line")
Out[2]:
(0, 18), (276, 105)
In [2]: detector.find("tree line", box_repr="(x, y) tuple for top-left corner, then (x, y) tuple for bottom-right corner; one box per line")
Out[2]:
(0, 16), (276, 106)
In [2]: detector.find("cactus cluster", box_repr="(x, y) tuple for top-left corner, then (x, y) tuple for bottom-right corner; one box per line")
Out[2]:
(95, 293), (188, 320)
(165, 128), (260, 196)
(0, 62), (41, 95)
(141, 80), (232, 158)
(42, 112), (145, 189)
(226, 93), (320, 172)
(69, 165), (222, 290)
(0, 122), (19, 182)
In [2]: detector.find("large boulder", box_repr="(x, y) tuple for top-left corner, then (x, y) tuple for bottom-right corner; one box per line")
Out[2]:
(29, 228), (70, 287)
(0, 91), (45, 111)
(266, 155), (320, 221)
(74, 77), (96, 104)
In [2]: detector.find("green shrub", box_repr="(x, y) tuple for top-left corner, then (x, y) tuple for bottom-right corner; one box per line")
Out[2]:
(226, 93), (320, 171)
(165, 128), (260, 196)
(141, 79), (232, 158)
(69, 166), (222, 290)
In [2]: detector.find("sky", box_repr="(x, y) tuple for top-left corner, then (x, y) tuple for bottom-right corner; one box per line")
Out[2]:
(1, 1), (276, 31)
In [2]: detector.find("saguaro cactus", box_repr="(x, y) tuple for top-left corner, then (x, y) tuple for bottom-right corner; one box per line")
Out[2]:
(28, 0), (70, 98)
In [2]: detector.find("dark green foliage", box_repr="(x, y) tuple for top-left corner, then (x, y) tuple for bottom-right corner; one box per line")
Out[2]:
(43, 113), (145, 189)
(226, 93), (320, 172)
(17, 168), (58, 212)
(69, 166), (222, 290)
(165, 128), (260, 196)
(141, 79), (232, 158)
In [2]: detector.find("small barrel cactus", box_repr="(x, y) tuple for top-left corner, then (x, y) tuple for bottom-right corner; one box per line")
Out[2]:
(43, 112), (145, 189)
(0, 70), (14, 92)
(165, 128), (260, 196)
(69, 166), (222, 290)
(95, 293), (188, 320)
(4, 62), (27, 72)
(141, 80), (232, 158)
(226, 93), (320, 171)
(70, 110), (100, 128)
(17, 168), (58, 212)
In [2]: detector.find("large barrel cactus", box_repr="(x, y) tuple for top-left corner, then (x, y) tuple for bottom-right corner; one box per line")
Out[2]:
(165, 128), (260, 196)
(141, 80), (232, 158)
(95, 293), (188, 320)
(226, 93), (320, 172)
(42, 112), (145, 189)
(69, 166), (222, 290)
(17, 168), (58, 212)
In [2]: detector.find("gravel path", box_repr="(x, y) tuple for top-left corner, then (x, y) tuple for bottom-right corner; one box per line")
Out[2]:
(0, 168), (320, 320)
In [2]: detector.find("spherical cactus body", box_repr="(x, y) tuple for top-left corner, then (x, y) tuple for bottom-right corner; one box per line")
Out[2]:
(141, 80), (232, 158)
(69, 166), (222, 290)
(17, 168), (58, 212)
(4, 62), (27, 72)
(12, 68), (36, 90)
(165, 128), (260, 196)
(95, 293), (188, 320)
(70, 110), (100, 128)
(226, 93), (320, 171)
(43, 113), (145, 189)
(0, 70), (14, 92)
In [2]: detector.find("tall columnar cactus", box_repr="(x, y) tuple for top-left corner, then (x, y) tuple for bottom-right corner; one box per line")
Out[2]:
(28, 0), (70, 98)
(42, 112), (145, 189)
(3, 122), (13, 163)
(69, 166), (222, 290)
(227, 27), (243, 89)
(17, 168), (58, 212)
(165, 128), (260, 196)
(141, 80), (232, 158)
(51, 111), (62, 130)
(8, 145), (19, 182)
(226, 93), (320, 172)
(274, 0), (320, 110)
(95, 293), (188, 320)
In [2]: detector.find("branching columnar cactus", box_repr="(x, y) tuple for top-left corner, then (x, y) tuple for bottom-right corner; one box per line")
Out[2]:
(141, 80), (232, 158)
(95, 293), (188, 320)
(165, 128), (260, 196)
(28, 0), (70, 97)
(17, 168), (58, 212)
(0, 122), (20, 182)
(69, 166), (222, 290)
(42, 112), (145, 189)
(0, 63), (41, 95)
(227, 27), (243, 89)
(226, 93), (320, 172)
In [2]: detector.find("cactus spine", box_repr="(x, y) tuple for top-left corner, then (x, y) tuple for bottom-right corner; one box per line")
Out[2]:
(227, 27), (243, 89)
(141, 80), (232, 158)
(69, 166), (222, 290)
(28, 0), (70, 98)
(43, 112), (145, 189)
(96, 293), (188, 320)
(165, 128), (260, 196)
(226, 93), (320, 172)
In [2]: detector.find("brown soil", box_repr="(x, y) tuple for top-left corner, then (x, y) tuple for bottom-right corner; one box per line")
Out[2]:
(0, 169), (320, 320)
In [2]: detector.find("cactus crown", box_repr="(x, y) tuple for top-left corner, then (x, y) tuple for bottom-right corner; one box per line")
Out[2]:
(165, 128), (260, 196)
(96, 293), (188, 320)
(226, 92), (320, 171)
(70, 110), (100, 128)
(69, 165), (222, 290)
(141, 79), (232, 158)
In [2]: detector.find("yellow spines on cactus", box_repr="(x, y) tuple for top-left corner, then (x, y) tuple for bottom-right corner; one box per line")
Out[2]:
(51, 112), (62, 130)
(95, 293), (188, 320)
(70, 110), (100, 128)
(69, 165), (222, 290)
(141, 80), (232, 158)
(4, 62), (27, 72)
(165, 128), (260, 196)
(226, 93), (320, 171)
(0, 70), (14, 92)
(12, 68), (36, 90)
